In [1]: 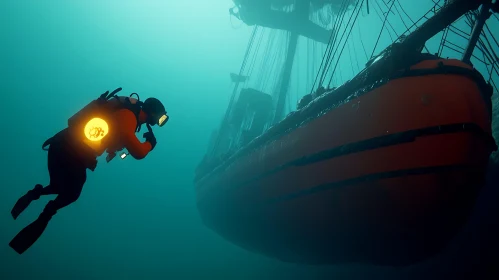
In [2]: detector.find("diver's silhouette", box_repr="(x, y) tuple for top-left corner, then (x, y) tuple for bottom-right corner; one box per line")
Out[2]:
(9, 88), (169, 254)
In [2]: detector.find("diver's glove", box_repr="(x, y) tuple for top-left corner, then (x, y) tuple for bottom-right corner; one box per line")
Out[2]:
(143, 131), (157, 151)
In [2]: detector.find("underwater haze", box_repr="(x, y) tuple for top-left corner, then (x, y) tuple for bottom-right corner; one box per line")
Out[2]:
(1, 1), (499, 280)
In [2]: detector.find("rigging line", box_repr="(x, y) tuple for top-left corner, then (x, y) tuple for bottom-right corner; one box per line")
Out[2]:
(477, 38), (499, 77)
(491, 79), (498, 96)
(310, 39), (317, 90)
(443, 14), (488, 63)
(485, 51), (495, 84)
(465, 12), (476, 28)
(318, 0), (351, 84)
(392, 0), (431, 53)
(372, 0), (395, 42)
(257, 30), (274, 87)
(377, 0), (400, 37)
(446, 40), (466, 51)
(448, 25), (471, 38)
(338, 64), (343, 86)
(443, 44), (465, 55)
(484, 23), (499, 54)
(382, 0), (396, 15)
(347, 39), (355, 76)
(264, 31), (280, 92)
(430, 0), (443, 11)
(271, 32), (288, 93)
(473, 36), (495, 65)
(476, 43), (494, 66)
(481, 40), (494, 81)
(312, 0), (351, 94)
(396, 0), (414, 24)
(480, 33), (499, 65)
(248, 28), (265, 78)
(212, 25), (259, 154)
(307, 39), (310, 90)
(327, 0), (365, 87)
(392, 2), (409, 31)
(325, 0), (353, 63)
(392, 3), (437, 43)
(477, 23), (499, 66)
(471, 39), (493, 65)
(262, 34), (278, 93)
(310, 0), (350, 95)
(371, 0), (396, 59)
(438, 26), (449, 57)
(449, 18), (471, 36)
(357, 24), (369, 61)
(323, 0), (364, 85)
(452, 40), (491, 65)
(351, 29), (361, 72)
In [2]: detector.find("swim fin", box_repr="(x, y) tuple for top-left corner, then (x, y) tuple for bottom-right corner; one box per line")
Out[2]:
(9, 215), (50, 254)
(11, 185), (43, 220)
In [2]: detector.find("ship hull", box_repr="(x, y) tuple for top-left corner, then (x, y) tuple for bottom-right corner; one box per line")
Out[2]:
(195, 59), (495, 266)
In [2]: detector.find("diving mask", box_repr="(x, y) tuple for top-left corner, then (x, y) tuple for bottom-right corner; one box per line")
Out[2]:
(158, 114), (169, 127)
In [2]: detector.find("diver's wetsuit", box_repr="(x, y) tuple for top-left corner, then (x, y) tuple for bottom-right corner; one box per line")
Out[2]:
(9, 106), (154, 254)
(42, 108), (153, 214)
(42, 129), (89, 212)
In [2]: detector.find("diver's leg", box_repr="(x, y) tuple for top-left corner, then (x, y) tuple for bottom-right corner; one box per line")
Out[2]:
(47, 132), (88, 197)
(11, 136), (65, 220)
(11, 184), (59, 220)
(8, 195), (80, 254)
(9, 171), (86, 254)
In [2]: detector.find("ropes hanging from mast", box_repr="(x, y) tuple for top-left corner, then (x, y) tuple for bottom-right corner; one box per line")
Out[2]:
(321, 0), (359, 82)
(305, 0), (498, 101)
(210, 26), (259, 156)
(309, 0), (352, 95)
(370, 0), (396, 59)
(326, 0), (365, 88)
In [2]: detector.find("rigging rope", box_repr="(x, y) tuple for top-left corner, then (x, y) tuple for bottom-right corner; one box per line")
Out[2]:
(309, 0), (351, 95)
(327, 0), (365, 87)
(248, 27), (265, 78)
(351, 29), (361, 72)
(375, 0), (396, 41)
(211, 26), (259, 155)
(348, 39), (355, 76)
(370, 0), (396, 58)
(357, 24), (369, 61)
(322, 0), (364, 86)
(438, 26), (449, 57)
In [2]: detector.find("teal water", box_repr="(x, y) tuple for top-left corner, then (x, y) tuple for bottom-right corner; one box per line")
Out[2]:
(1, 1), (498, 279)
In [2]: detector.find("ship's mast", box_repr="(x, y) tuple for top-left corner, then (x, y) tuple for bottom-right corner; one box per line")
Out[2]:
(400, 0), (486, 54)
(462, 1), (493, 64)
(273, 1), (310, 124)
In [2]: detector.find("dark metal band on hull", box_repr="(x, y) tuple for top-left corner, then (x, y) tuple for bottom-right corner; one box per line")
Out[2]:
(197, 122), (495, 203)
(263, 164), (484, 206)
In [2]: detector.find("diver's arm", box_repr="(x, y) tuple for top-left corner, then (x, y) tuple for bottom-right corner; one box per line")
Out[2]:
(123, 132), (152, 160)
(117, 109), (153, 160)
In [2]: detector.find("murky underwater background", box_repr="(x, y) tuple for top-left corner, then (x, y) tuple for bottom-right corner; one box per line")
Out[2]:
(0, 0), (498, 279)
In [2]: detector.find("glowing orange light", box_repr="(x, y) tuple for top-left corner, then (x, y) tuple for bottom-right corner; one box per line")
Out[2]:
(84, 118), (109, 142)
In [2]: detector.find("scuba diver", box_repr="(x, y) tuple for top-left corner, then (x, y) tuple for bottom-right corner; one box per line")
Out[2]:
(9, 87), (169, 254)
(229, 0), (334, 44)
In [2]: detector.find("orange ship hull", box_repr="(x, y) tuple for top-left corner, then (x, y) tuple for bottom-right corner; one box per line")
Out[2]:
(195, 59), (496, 266)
